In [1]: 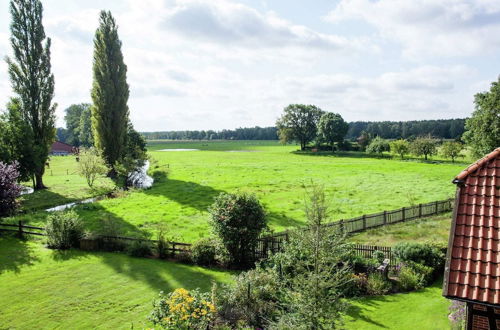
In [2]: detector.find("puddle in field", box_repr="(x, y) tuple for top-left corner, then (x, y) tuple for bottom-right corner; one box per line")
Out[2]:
(158, 149), (200, 152)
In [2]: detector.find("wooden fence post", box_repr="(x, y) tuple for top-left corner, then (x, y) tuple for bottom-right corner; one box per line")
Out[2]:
(362, 215), (366, 230)
(418, 203), (422, 217)
(383, 211), (387, 225)
(18, 221), (23, 238)
(402, 207), (406, 221)
(435, 201), (439, 214)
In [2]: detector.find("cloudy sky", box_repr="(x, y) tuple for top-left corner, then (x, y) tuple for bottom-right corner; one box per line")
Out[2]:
(0, 0), (499, 131)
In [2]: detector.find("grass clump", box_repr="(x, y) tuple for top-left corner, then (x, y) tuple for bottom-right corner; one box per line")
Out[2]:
(45, 210), (83, 249)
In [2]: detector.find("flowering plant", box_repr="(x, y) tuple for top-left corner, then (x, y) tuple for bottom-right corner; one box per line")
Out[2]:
(149, 288), (216, 329)
(448, 300), (466, 330)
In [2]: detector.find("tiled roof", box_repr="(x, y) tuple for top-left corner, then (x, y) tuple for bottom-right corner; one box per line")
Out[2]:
(444, 147), (500, 306)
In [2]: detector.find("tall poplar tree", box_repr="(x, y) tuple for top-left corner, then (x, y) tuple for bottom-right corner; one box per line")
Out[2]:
(91, 11), (129, 173)
(6, 0), (56, 190)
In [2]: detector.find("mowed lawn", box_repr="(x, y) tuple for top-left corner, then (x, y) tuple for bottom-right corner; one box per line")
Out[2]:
(0, 236), (232, 329)
(11, 140), (466, 242)
(344, 279), (451, 329)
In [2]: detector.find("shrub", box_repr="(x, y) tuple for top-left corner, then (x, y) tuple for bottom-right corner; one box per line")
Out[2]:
(45, 210), (84, 249)
(0, 161), (22, 216)
(393, 242), (445, 270)
(209, 192), (267, 268)
(157, 228), (170, 259)
(149, 288), (216, 329)
(366, 272), (391, 295)
(213, 267), (281, 328)
(372, 250), (385, 264)
(366, 137), (389, 154)
(343, 273), (369, 297)
(191, 238), (217, 266)
(408, 261), (434, 285)
(126, 239), (152, 257)
(397, 265), (424, 291)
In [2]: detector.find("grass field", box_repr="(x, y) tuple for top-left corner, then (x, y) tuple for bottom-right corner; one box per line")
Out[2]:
(344, 279), (450, 329)
(349, 212), (453, 246)
(9, 140), (466, 243)
(0, 236), (232, 329)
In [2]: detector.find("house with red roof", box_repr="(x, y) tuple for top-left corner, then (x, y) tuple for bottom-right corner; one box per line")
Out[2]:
(443, 147), (500, 329)
(50, 141), (78, 156)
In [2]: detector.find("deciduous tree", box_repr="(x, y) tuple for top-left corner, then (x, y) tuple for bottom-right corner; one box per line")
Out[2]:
(276, 104), (323, 150)
(411, 136), (437, 160)
(318, 112), (349, 152)
(463, 78), (500, 157)
(441, 141), (463, 163)
(6, 0), (56, 190)
(390, 139), (410, 159)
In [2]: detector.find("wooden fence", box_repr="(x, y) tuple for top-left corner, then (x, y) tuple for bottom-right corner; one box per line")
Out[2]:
(352, 244), (394, 265)
(255, 198), (453, 259)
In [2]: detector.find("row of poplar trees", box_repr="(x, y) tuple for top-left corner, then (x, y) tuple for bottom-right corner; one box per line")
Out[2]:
(2, 0), (144, 189)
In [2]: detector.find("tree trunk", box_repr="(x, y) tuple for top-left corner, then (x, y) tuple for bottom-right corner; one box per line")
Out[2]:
(331, 143), (335, 152)
(34, 173), (46, 190)
(424, 154), (428, 160)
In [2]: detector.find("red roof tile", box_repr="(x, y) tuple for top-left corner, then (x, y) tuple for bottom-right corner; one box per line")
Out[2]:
(444, 147), (500, 306)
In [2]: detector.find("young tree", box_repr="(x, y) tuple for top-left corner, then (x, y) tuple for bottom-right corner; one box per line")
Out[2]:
(357, 130), (372, 151)
(317, 112), (349, 152)
(77, 148), (108, 188)
(390, 139), (410, 159)
(463, 78), (500, 157)
(0, 161), (22, 216)
(209, 192), (267, 268)
(366, 136), (389, 155)
(411, 136), (437, 160)
(91, 11), (130, 172)
(276, 104), (323, 150)
(6, 0), (56, 190)
(441, 141), (463, 163)
(271, 185), (351, 329)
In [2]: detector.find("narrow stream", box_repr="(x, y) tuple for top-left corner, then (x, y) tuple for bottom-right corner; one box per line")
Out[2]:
(45, 160), (154, 212)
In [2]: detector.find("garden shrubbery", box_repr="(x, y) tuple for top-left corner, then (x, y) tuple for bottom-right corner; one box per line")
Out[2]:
(45, 210), (84, 249)
(209, 192), (267, 269)
(0, 161), (22, 216)
(191, 238), (217, 266)
(393, 242), (445, 271)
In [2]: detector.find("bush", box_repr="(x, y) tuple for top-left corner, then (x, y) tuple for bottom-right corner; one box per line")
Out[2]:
(0, 161), (22, 216)
(393, 242), (445, 270)
(149, 288), (216, 329)
(191, 238), (217, 266)
(397, 265), (424, 291)
(366, 272), (391, 295)
(157, 228), (170, 259)
(372, 250), (385, 264)
(366, 137), (389, 154)
(209, 192), (267, 268)
(213, 267), (281, 328)
(408, 261), (434, 285)
(126, 239), (152, 257)
(343, 273), (369, 297)
(45, 210), (84, 249)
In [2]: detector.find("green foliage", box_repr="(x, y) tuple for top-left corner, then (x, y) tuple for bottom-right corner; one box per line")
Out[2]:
(372, 250), (385, 264)
(209, 192), (267, 268)
(149, 288), (216, 329)
(6, 0), (56, 189)
(407, 261), (434, 285)
(390, 139), (410, 159)
(126, 239), (152, 258)
(157, 228), (170, 259)
(397, 265), (424, 292)
(357, 131), (372, 151)
(463, 78), (500, 157)
(393, 242), (445, 270)
(411, 136), (438, 160)
(45, 210), (83, 249)
(317, 112), (349, 151)
(440, 141), (463, 162)
(191, 238), (217, 266)
(91, 11), (130, 170)
(366, 272), (391, 295)
(366, 136), (389, 154)
(0, 161), (22, 216)
(276, 104), (324, 150)
(77, 148), (108, 188)
(213, 268), (281, 328)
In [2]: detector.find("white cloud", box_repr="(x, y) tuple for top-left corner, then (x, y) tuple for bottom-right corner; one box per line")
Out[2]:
(326, 0), (500, 57)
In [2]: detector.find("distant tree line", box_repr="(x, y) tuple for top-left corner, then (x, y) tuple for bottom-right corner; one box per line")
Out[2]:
(127, 119), (465, 142)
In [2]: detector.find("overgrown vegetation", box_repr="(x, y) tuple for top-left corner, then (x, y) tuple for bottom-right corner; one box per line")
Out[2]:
(0, 161), (22, 216)
(45, 210), (84, 249)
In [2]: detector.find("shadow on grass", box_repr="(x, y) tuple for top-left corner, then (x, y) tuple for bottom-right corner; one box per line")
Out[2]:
(0, 235), (40, 274)
(19, 190), (76, 213)
(144, 179), (225, 212)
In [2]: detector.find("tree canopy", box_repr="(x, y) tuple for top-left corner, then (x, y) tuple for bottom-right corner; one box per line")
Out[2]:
(6, 0), (56, 189)
(276, 104), (323, 150)
(463, 77), (500, 157)
(317, 112), (349, 151)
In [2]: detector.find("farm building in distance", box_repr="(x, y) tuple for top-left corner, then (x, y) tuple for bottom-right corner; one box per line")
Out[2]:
(50, 141), (77, 156)
(443, 147), (500, 329)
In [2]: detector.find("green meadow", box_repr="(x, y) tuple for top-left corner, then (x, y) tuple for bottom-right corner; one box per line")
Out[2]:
(12, 140), (466, 243)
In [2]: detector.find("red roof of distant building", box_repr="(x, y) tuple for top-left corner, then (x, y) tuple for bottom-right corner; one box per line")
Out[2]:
(51, 141), (75, 154)
(443, 147), (500, 306)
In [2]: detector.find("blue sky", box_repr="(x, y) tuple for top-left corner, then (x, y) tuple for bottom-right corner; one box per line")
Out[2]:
(0, 0), (499, 131)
